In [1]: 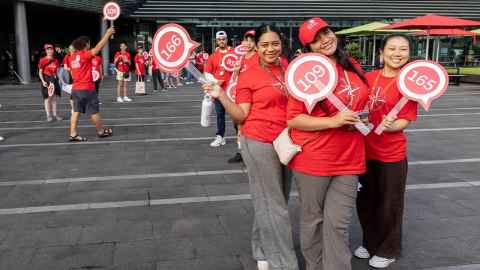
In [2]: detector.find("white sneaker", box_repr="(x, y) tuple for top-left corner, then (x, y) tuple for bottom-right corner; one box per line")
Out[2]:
(369, 255), (396, 268)
(116, 97), (124, 103)
(257, 261), (269, 270)
(210, 135), (226, 147)
(123, 96), (132, 102)
(354, 246), (370, 259)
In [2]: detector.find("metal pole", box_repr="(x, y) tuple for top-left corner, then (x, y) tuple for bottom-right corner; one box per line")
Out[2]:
(289, 23), (293, 50)
(101, 17), (110, 76)
(425, 35), (430, 60)
(14, 1), (31, 83)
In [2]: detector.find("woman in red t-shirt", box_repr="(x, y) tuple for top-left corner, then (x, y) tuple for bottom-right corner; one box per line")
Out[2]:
(202, 25), (299, 270)
(114, 42), (132, 103)
(287, 18), (369, 270)
(38, 44), (62, 122)
(354, 34), (417, 269)
(134, 47), (146, 82)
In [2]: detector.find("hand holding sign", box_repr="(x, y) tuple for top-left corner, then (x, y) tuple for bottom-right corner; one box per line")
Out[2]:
(286, 53), (371, 135)
(374, 60), (449, 135)
(103, 2), (120, 39)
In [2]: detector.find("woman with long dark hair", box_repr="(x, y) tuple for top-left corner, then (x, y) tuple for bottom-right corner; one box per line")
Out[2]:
(354, 34), (417, 269)
(203, 24), (299, 270)
(287, 17), (370, 270)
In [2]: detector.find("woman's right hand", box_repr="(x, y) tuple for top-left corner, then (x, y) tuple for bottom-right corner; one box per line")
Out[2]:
(330, 110), (360, 128)
(42, 81), (48, 87)
(202, 83), (221, 98)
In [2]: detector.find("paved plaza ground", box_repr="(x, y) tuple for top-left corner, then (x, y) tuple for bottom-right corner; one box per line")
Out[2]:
(0, 78), (480, 270)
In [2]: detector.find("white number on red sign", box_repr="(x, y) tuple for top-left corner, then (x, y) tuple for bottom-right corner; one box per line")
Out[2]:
(297, 65), (326, 92)
(160, 35), (182, 60)
(406, 70), (437, 91)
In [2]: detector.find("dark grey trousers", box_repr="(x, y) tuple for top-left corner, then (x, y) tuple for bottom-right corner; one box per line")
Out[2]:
(293, 171), (358, 270)
(241, 136), (299, 270)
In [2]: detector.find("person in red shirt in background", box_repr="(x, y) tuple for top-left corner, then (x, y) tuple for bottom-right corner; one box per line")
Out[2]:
(194, 47), (208, 75)
(355, 34), (417, 269)
(228, 29), (257, 164)
(114, 42), (132, 103)
(38, 44), (63, 122)
(203, 25), (299, 270)
(149, 49), (166, 92)
(287, 18), (370, 270)
(68, 27), (115, 142)
(92, 54), (103, 95)
(135, 46), (147, 83)
(61, 45), (76, 116)
(204, 31), (234, 147)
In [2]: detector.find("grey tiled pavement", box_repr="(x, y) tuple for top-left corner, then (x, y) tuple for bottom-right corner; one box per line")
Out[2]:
(1, 78), (480, 269)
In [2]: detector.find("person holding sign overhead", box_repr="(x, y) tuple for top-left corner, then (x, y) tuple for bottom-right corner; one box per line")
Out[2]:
(286, 17), (370, 270)
(114, 42), (132, 103)
(68, 27), (115, 142)
(202, 25), (299, 270)
(205, 30), (234, 147)
(354, 34), (418, 269)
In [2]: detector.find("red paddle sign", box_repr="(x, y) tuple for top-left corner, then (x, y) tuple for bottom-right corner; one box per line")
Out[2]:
(47, 82), (55, 97)
(226, 81), (237, 102)
(103, 2), (121, 21)
(92, 70), (100, 82)
(397, 60), (449, 110)
(234, 44), (249, 56)
(152, 23), (199, 73)
(374, 60), (449, 135)
(286, 53), (338, 113)
(221, 53), (238, 72)
(286, 53), (371, 135)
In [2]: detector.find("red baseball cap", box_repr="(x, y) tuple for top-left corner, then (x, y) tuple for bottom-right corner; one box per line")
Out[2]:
(44, 44), (54, 50)
(244, 30), (256, 39)
(299, 17), (330, 46)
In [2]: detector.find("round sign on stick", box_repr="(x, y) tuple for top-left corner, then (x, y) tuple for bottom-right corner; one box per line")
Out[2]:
(152, 23), (200, 73)
(397, 60), (449, 111)
(286, 53), (371, 135)
(47, 82), (55, 97)
(226, 81), (237, 102)
(221, 53), (238, 72)
(234, 44), (249, 56)
(374, 60), (449, 135)
(103, 2), (121, 21)
(92, 70), (100, 82)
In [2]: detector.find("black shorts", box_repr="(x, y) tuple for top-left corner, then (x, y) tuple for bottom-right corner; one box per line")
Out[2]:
(72, 90), (99, 115)
(40, 76), (61, 99)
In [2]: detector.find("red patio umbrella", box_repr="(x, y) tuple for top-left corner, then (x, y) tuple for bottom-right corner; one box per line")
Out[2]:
(383, 14), (480, 59)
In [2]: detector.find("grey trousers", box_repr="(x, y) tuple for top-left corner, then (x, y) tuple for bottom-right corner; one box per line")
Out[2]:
(241, 136), (299, 270)
(293, 171), (358, 270)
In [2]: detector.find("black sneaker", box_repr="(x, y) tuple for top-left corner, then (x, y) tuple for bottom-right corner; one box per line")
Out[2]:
(228, 152), (243, 163)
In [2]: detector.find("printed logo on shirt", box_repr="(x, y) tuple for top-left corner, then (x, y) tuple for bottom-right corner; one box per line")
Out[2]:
(337, 77), (360, 108)
(71, 55), (81, 69)
(368, 85), (386, 112)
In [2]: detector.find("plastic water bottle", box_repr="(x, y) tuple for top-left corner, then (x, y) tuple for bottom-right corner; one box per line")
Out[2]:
(200, 94), (213, 127)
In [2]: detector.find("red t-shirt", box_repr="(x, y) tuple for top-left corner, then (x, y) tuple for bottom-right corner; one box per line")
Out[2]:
(62, 54), (71, 70)
(236, 60), (288, 143)
(92, 56), (102, 74)
(365, 70), (418, 162)
(205, 47), (234, 88)
(287, 62), (369, 176)
(135, 54), (146, 75)
(114, 51), (131, 73)
(38, 57), (59, 77)
(69, 50), (95, 91)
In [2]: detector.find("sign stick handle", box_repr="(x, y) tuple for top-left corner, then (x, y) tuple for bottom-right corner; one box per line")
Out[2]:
(326, 92), (372, 136)
(228, 55), (244, 85)
(110, 20), (114, 39)
(184, 62), (208, 83)
(374, 96), (410, 135)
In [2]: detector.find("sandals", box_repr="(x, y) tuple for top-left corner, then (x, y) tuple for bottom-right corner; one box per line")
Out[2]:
(97, 128), (113, 138)
(69, 134), (87, 142)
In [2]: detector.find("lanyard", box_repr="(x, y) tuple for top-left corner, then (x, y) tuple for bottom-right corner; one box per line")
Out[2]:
(260, 59), (287, 96)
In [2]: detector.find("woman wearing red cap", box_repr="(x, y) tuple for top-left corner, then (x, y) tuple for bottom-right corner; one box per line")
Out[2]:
(203, 25), (299, 270)
(38, 44), (63, 122)
(354, 34), (417, 269)
(287, 18), (370, 270)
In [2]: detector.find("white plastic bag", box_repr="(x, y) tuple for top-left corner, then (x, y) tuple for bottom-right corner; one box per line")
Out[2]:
(200, 94), (214, 127)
